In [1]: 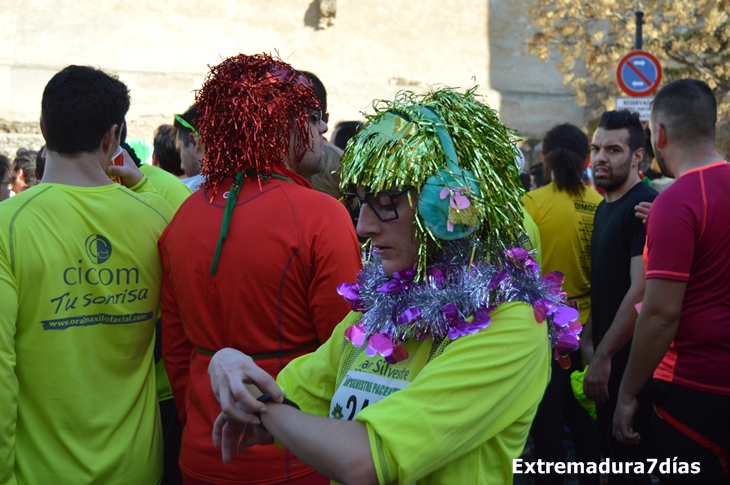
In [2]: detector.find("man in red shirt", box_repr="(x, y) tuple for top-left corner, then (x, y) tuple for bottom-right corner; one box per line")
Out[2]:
(614, 79), (730, 484)
(159, 54), (361, 485)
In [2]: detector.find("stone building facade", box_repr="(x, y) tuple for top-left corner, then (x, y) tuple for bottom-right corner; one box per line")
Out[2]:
(0, 0), (583, 162)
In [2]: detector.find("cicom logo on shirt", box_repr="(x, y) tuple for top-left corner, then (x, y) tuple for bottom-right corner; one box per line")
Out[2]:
(47, 233), (151, 323)
(85, 234), (112, 264)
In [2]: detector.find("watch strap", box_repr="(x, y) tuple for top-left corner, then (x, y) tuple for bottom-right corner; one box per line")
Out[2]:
(254, 393), (300, 431)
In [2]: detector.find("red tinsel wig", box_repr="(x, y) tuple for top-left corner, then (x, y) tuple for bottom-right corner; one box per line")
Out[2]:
(195, 53), (321, 194)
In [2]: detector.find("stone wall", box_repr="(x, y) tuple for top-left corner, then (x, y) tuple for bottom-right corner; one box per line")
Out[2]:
(488, 0), (584, 140)
(0, 135), (44, 159)
(0, 0), (582, 158)
(0, 121), (43, 158)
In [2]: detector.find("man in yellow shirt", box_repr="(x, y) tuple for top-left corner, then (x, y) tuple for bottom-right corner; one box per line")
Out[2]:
(0, 65), (173, 485)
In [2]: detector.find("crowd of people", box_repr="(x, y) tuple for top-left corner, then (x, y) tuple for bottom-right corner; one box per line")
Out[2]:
(0, 53), (728, 485)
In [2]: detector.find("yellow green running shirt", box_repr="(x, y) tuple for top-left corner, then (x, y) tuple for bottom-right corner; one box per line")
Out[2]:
(277, 302), (550, 485)
(0, 178), (173, 485)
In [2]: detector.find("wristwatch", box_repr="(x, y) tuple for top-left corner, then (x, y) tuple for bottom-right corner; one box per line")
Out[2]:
(254, 393), (300, 431)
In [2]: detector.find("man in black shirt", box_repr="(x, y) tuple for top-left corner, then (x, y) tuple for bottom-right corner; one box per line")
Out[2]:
(584, 110), (657, 484)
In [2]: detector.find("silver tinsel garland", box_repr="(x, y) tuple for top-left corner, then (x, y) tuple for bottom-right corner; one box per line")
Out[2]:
(346, 239), (571, 349)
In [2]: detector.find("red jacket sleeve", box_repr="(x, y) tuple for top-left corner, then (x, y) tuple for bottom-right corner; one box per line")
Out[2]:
(159, 231), (196, 425)
(307, 204), (362, 344)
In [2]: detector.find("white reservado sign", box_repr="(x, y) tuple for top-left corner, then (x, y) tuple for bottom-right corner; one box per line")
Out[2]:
(616, 97), (653, 122)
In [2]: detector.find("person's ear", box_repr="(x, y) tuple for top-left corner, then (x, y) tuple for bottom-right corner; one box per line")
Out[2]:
(632, 147), (645, 168)
(655, 123), (668, 151)
(39, 117), (48, 141)
(100, 124), (119, 157)
(192, 135), (206, 158)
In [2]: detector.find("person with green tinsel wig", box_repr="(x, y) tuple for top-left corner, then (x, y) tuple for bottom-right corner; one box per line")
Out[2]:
(208, 87), (583, 485)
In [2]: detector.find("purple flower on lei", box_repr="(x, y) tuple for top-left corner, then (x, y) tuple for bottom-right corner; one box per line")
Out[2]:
(542, 271), (568, 299)
(377, 268), (416, 293)
(343, 321), (410, 364)
(553, 320), (582, 359)
(532, 298), (557, 323)
(505, 247), (529, 262)
(344, 323), (366, 347)
(445, 304), (492, 340)
(360, 332), (409, 363)
(337, 282), (366, 312)
(549, 304), (581, 358)
(530, 271), (582, 357)
(427, 267), (445, 288)
(395, 307), (422, 326)
(488, 269), (509, 290)
(505, 247), (540, 273)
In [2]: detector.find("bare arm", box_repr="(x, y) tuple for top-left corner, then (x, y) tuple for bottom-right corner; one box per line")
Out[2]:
(209, 348), (376, 485)
(260, 405), (377, 485)
(584, 256), (646, 403)
(613, 278), (685, 444)
(209, 348), (282, 424)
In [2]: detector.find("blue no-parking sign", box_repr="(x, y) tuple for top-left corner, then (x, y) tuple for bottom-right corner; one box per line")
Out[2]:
(616, 50), (663, 97)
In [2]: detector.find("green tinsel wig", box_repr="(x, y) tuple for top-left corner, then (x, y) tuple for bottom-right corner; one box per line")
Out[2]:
(340, 87), (525, 277)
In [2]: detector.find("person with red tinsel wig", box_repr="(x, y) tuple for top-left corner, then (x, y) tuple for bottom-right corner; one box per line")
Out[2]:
(158, 53), (361, 485)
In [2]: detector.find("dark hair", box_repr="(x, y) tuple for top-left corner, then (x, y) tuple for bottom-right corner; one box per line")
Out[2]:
(35, 146), (46, 179)
(331, 121), (363, 150)
(118, 123), (142, 168)
(597, 110), (645, 153)
(300, 71), (327, 112)
(541, 124), (589, 196)
(519, 171), (531, 192)
(0, 154), (9, 179)
(529, 163), (549, 189)
(154, 124), (184, 176)
(13, 149), (39, 187)
(652, 78), (716, 145)
(173, 104), (199, 148)
(41, 65), (130, 155)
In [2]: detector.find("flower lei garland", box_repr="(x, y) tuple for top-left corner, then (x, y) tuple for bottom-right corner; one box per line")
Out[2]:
(337, 246), (582, 365)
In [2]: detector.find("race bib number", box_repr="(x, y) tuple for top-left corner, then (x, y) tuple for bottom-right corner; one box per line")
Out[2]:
(329, 370), (410, 421)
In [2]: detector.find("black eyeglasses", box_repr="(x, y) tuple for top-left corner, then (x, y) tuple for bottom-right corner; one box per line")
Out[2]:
(307, 110), (324, 125)
(344, 187), (413, 222)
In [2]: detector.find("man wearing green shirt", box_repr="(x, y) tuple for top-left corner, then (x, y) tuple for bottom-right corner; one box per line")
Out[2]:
(0, 65), (173, 485)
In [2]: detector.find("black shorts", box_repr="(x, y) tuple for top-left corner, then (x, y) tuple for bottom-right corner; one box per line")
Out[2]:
(651, 379), (730, 483)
